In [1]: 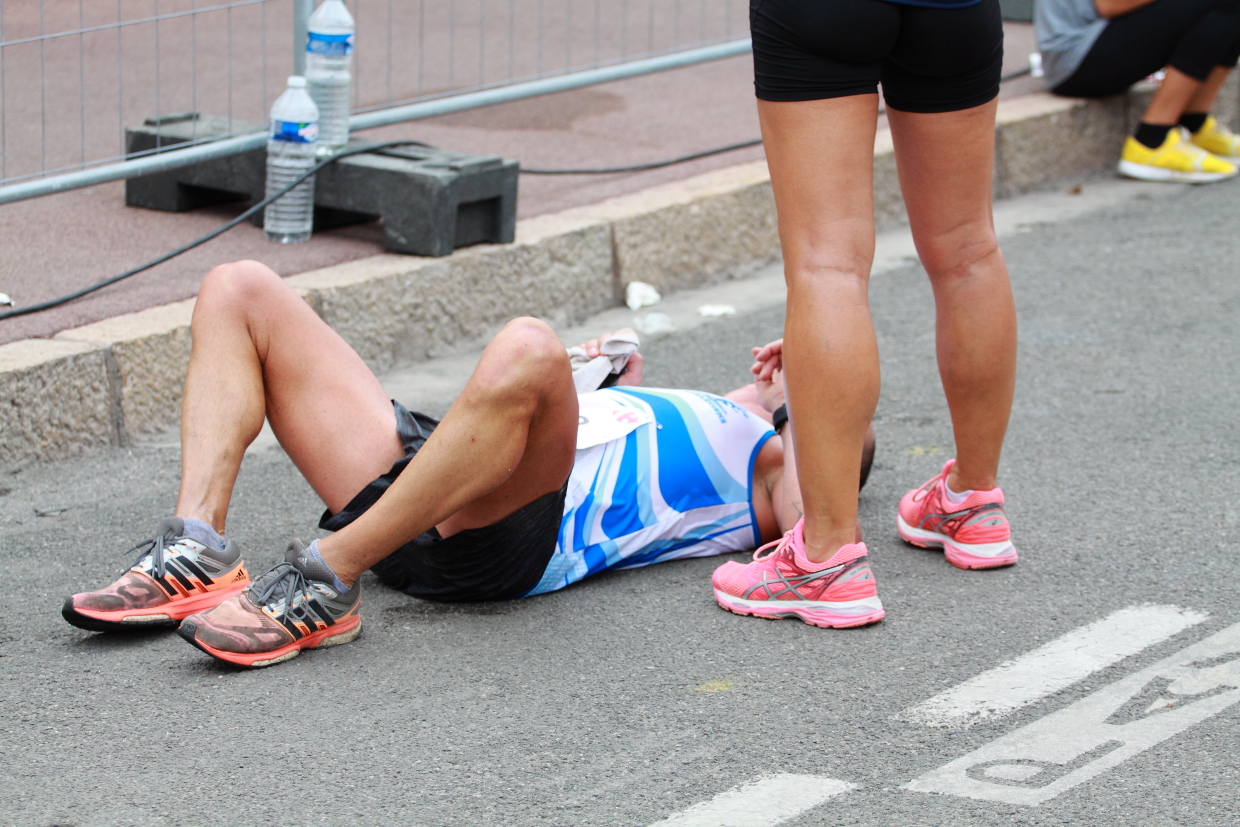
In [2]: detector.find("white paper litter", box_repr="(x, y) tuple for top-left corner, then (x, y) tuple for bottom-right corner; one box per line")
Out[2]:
(633, 312), (676, 337)
(625, 281), (662, 310)
(697, 304), (736, 317)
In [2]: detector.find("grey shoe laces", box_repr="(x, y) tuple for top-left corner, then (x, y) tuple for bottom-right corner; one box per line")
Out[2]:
(249, 563), (316, 619)
(125, 528), (182, 579)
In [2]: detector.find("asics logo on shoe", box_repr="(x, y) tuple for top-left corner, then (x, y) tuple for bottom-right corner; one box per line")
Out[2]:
(918, 502), (1006, 535)
(743, 556), (872, 602)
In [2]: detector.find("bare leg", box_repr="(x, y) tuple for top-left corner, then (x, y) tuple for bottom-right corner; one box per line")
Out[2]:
(1186, 65), (1232, 114)
(757, 94), (880, 563)
(176, 260), (404, 533)
(1143, 67), (1208, 124)
(318, 318), (579, 585)
(887, 99), (1016, 494)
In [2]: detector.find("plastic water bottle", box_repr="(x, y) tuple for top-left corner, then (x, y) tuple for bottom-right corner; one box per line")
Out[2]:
(305, 0), (354, 155)
(264, 76), (319, 244)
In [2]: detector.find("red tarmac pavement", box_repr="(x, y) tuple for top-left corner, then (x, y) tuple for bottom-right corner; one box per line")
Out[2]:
(0, 23), (1037, 345)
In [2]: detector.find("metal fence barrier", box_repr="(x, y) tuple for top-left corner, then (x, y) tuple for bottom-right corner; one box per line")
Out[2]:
(0, 0), (750, 206)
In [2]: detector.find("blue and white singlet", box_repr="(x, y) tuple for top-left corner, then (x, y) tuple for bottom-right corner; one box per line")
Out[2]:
(526, 387), (775, 596)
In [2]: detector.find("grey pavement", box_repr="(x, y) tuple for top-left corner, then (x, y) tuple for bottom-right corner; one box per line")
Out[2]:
(0, 23), (1038, 345)
(3, 173), (1239, 825)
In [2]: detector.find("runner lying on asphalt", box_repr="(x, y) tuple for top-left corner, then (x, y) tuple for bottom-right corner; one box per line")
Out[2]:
(62, 260), (881, 668)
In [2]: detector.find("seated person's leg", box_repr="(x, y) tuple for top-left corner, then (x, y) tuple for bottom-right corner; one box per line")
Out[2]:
(1049, 0), (1221, 98)
(63, 260), (405, 633)
(1172, 5), (1240, 156)
(1123, 0), (1240, 177)
(179, 317), (578, 667)
(1053, 0), (1240, 180)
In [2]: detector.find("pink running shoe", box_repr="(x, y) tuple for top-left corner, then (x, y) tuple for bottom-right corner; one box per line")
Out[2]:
(896, 459), (1017, 570)
(711, 520), (884, 628)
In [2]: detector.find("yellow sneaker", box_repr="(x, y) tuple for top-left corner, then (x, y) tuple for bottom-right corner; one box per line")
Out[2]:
(1189, 115), (1240, 159)
(1118, 127), (1237, 183)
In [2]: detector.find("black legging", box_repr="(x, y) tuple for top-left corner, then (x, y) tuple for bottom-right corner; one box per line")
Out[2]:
(1054, 0), (1240, 98)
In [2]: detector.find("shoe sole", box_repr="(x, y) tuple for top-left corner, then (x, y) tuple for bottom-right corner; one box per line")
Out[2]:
(896, 515), (1018, 570)
(178, 614), (362, 668)
(1117, 159), (1236, 184)
(713, 589), (885, 629)
(61, 581), (250, 633)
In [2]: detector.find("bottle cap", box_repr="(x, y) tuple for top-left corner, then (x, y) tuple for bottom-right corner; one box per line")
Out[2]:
(287, 76), (307, 88)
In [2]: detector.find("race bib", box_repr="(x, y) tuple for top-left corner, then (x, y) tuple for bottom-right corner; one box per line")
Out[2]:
(576, 391), (653, 450)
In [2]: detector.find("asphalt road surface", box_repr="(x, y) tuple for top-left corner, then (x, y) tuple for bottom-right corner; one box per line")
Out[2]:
(2, 175), (1239, 826)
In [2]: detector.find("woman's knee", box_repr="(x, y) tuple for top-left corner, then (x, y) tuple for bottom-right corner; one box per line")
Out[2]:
(918, 229), (1003, 285)
(785, 246), (874, 294)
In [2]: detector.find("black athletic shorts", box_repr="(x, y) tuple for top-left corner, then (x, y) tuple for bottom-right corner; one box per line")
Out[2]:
(319, 401), (567, 602)
(750, 0), (1003, 112)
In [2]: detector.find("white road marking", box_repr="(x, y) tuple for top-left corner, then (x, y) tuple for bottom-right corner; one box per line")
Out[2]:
(647, 774), (856, 827)
(905, 620), (1240, 806)
(902, 605), (1208, 728)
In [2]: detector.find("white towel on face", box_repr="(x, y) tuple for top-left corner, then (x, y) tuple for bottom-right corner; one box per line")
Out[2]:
(566, 328), (640, 394)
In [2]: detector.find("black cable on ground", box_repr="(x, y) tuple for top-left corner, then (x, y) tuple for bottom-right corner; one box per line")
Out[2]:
(520, 138), (764, 175)
(2, 66), (1037, 321)
(521, 66), (1035, 176)
(0, 140), (426, 322)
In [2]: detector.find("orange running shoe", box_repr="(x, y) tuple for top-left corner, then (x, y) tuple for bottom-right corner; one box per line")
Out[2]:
(178, 540), (362, 668)
(897, 459), (1017, 570)
(62, 517), (250, 632)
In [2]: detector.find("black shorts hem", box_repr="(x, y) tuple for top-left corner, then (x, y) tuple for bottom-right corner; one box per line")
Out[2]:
(756, 84), (879, 102)
(883, 88), (999, 114)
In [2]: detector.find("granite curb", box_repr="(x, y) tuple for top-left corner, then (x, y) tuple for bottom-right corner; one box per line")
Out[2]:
(2, 85), (1233, 469)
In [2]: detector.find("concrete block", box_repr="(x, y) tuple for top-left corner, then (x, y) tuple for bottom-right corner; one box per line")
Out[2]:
(995, 93), (1128, 196)
(57, 299), (197, 438)
(288, 219), (615, 372)
(126, 119), (518, 257)
(0, 339), (120, 470)
(1124, 81), (1158, 135)
(567, 161), (779, 294)
(1214, 72), (1240, 130)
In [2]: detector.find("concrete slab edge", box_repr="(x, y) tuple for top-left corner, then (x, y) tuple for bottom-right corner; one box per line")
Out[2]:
(2, 86), (1233, 468)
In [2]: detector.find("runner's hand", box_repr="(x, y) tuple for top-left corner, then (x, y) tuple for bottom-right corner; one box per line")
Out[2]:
(750, 339), (783, 383)
(579, 331), (643, 386)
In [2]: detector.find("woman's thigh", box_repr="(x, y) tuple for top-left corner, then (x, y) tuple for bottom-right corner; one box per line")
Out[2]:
(887, 99), (1002, 276)
(757, 95), (880, 279)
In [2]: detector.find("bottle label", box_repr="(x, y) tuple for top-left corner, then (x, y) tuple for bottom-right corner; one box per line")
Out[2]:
(271, 119), (319, 143)
(307, 31), (353, 57)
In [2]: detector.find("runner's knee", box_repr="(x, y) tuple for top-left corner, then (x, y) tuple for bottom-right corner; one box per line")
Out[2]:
(194, 260), (287, 324)
(476, 317), (570, 399)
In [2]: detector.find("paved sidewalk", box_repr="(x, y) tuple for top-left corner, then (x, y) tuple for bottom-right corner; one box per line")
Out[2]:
(0, 25), (1038, 344)
(4, 174), (1239, 826)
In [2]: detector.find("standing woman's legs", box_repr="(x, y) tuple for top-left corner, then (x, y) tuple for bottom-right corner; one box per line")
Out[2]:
(758, 95), (881, 562)
(887, 100), (1016, 493)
